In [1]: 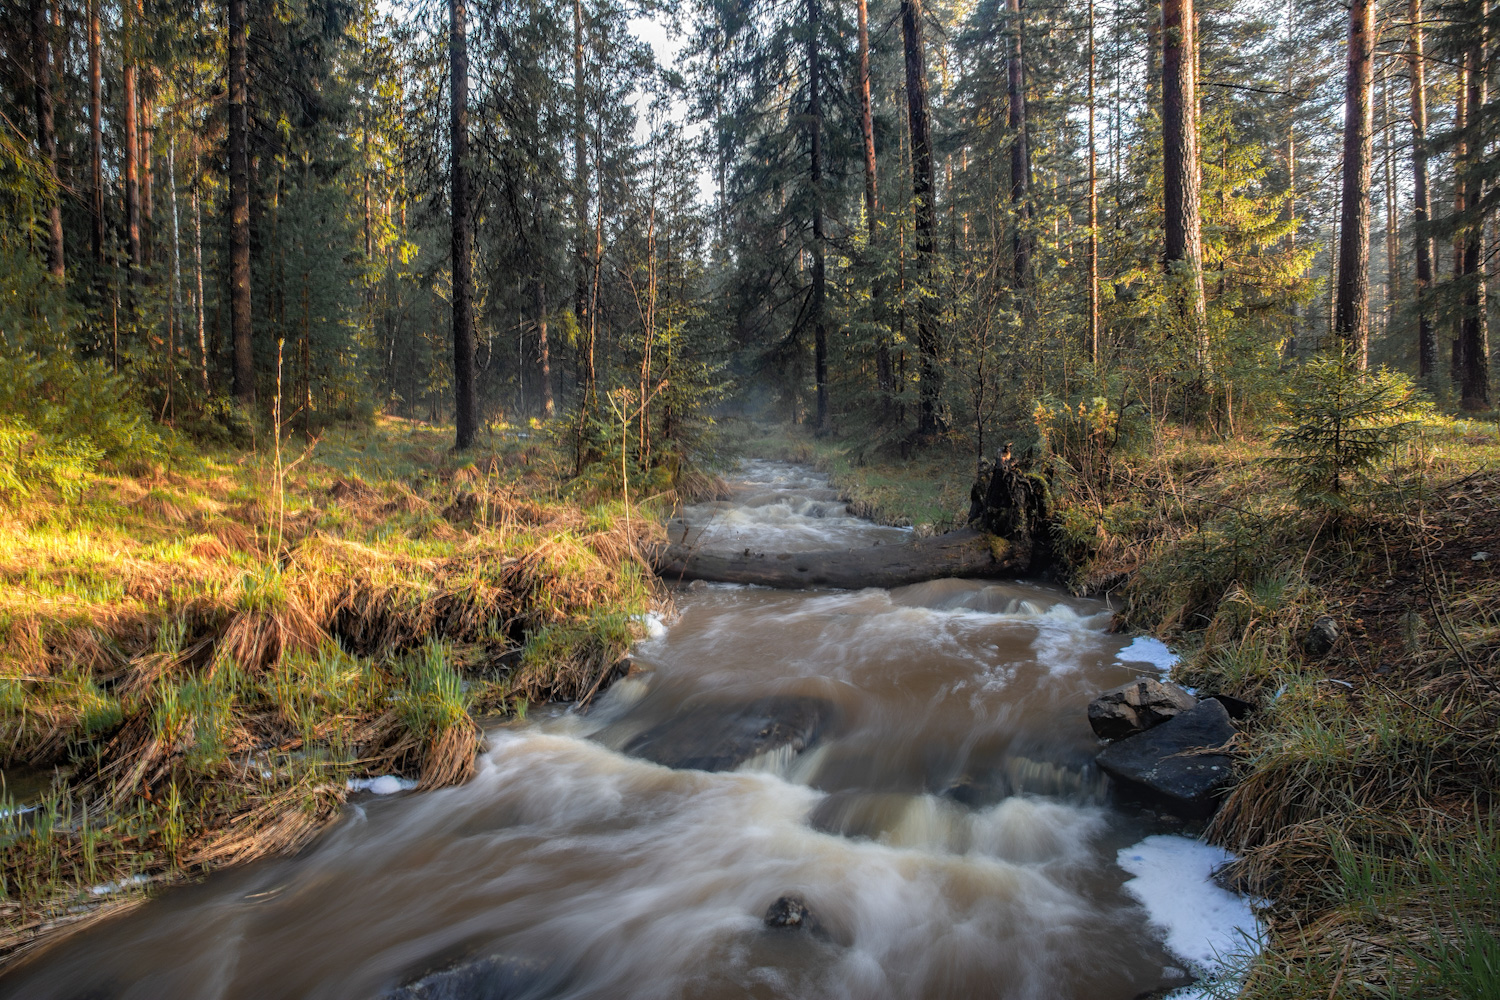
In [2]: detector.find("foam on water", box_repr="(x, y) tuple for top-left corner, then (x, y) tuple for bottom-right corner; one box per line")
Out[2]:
(1116, 636), (1180, 676)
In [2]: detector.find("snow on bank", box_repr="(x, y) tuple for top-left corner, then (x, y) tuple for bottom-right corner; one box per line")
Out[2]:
(346, 775), (417, 795)
(1116, 636), (1180, 676)
(1118, 835), (1262, 996)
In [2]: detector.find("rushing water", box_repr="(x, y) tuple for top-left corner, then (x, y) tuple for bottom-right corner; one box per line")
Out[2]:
(0, 460), (1256, 1000)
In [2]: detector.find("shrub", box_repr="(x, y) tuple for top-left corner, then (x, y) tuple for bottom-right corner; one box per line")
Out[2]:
(1269, 359), (1431, 516)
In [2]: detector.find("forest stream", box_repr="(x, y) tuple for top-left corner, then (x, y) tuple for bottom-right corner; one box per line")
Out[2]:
(0, 461), (1259, 1000)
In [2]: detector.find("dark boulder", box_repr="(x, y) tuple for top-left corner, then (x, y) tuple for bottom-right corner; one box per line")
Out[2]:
(379, 954), (552, 1000)
(621, 696), (835, 772)
(1096, 699), (1236, 809)
(1088, 678), (1197, 740)
(1303, 616), (1339, 658)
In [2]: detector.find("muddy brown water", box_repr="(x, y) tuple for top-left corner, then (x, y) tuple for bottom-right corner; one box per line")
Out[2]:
(1, 461), (1207, 1000)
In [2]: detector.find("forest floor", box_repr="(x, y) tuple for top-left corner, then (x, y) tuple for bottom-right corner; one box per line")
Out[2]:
(0, 416), (665, 967)
(730, 415), (1500, 1000)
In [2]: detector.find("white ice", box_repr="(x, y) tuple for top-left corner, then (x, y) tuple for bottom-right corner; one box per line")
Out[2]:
(1117, 834), (1261, 986)
(346, 775), (417, 795)
(1116, 636), (1180, 676)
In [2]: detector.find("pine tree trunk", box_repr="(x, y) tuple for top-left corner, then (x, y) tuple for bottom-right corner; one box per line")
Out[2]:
(1333, 0), (1373, 368)
(1381, 63), (1399, 334)
(124, 0), (142, 278)
(902, 0), (943, 436)
(857, 0), (891, 406)
(32, 0), (64, 278)
(228, 0), (255, 403)
(194, 181), (208, 392)
(808, 0), (829, 434)
(1007, 0), (1030, 294)
(534, 276), (554, 418)
(89, 0), (104, 267)
(1408, 0), (1436, 378)
(1087, 0), (1099, 365)
(573, 0), (592, 414)
(142, 88), (154, 269)
(450, 0), (478, 448)
(1162, 0), (1208, 381)
(1459, 11), (1491, 409)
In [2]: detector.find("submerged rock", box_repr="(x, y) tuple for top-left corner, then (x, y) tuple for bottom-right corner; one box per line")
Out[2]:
(1096, 699), (1236, 809)
(1088, 679), (1197, 740)
(764, 894), (823, 934)
(379, 953), (551, 1000)
(622, 695), (835, 772)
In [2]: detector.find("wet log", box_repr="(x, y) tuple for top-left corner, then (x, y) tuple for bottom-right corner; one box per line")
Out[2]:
(652, 527), (1021, 589)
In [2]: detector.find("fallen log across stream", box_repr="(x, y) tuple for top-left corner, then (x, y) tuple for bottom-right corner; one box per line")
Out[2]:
(652, 523), (1026, 589)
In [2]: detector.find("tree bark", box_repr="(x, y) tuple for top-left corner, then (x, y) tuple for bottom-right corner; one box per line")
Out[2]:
(89, 0), (104, 267)
(32, 0), (64, 279)
(534, 276), (554, 418)
(1334, 0), (1373, 368)
(655, 527), (1019, 590)
(1452, 58), (1467, 385)
(1459, 9), (1491, 409)
(857, 0), (892, 406)
(450, 0), (478, 448)
(902, 0), (943, 435)
(1408, 0), (1436, 378)
(124, 0), (142, 278)
(573, 0), (592, 415)
(1007, 0), (1031, 293)
(228, 0), (255, 404)
(1162, 0), (1208, 379)
(808, 0), (829, 434)
(1087, 0), (1099, 365)
(1381, 62), (1399, 333)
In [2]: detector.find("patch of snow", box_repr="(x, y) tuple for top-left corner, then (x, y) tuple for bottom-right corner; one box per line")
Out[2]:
(1116, 636), (1180, 675)
(89, 874), (152, 896)
(1117, 835), (1262, 981)
(346, 775), (417, 795)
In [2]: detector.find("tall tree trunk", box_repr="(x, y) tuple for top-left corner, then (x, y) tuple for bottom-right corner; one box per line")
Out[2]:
(1334, 0), (1373, 368)
(808, 0), (829, 433)
(902, 0), (943, 435)
(1459, 10), (1491, 409)
(141, 85), (154, 269)
(89, 0), (104, 267)
(1007, 0), (1030, 293)
(228, 0), (255, 403)
(450, 0), (477, 448)
(1381, 62), (1399, 334)
(194, 180), (208, 392)
(124, 0), (141, 277)
(32, 0), (64, 278)
(1086, 0), (1099, 365)
(1162, 0), (1208, 380)
(857, 0), (891, 405)
(1452, 56), (1468, 383)
(1408, 0), (1436, 378)
(573, 0), (592, 414)
(534, 276), (554, 418)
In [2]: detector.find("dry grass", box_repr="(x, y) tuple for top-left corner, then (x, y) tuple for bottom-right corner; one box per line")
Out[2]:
(1055, 420), (1500, 999)
(0, 416), (664, 967)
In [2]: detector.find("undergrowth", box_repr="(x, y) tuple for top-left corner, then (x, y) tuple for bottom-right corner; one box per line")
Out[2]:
(0, 416), (663, 964)
(1042, 401), (1500, 999)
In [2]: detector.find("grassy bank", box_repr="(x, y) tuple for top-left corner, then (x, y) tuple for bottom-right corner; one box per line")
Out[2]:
(732, 412), (1499, 999)
(0, 417), (663, 964)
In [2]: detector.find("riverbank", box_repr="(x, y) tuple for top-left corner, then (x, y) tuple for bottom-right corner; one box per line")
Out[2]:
(0, 417), (662, 964)
(733, 417), (1499, 998)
